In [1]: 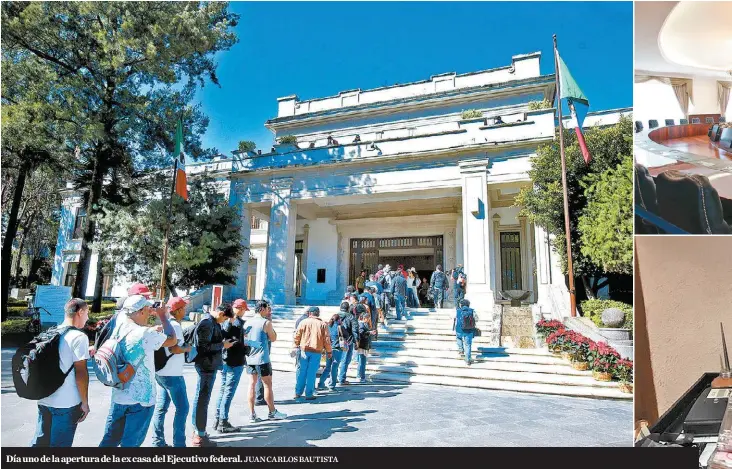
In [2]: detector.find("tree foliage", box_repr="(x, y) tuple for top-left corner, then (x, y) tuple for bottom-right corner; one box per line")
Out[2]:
(95, 174), (245, 293)
(238, 140), (256, 153)
(2, 2), (239, 302)
(578, 154), (633, 275)
(515, 115), (633, 296)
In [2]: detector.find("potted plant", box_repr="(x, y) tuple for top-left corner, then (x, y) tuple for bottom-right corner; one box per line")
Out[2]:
(614, 359), (633, 393)
(275, 135), (298, 151)
(536, 319), (563, 341)
(568, 333), (594, 371)
(546, 328), (567, 355)
(589, 341), (621, 382)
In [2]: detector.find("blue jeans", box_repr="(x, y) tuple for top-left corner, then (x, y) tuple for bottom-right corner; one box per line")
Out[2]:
(338, 343), (354, 383)
(152, 375), (189, 447)
(456, 332), (474, 362)
(407, 288), (419, 308)
(99, 403), (154, 447)
(454, 287), (465, 305)
(433, 289), (445, 308)
(395, 294), (406, 320)
(192, 366), (217, 435)
(215, 364), (244, 421)
(318, 349), (343, 389)
(356, 352), (368, 381)
(295, 351), (321, 398)
(31, 403), (82, 447)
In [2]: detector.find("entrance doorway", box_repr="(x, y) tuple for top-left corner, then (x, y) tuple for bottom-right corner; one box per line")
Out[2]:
(349, 236), (443, 283)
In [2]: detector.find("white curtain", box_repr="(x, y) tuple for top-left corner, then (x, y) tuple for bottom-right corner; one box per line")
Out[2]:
(635, 75), (693, 117)
(719, 81), (732, 118)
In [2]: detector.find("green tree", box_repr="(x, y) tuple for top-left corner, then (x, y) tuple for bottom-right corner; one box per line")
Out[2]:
(2, 2), (239, 307)
(515, 115), (633, 298)
(578, 154), (633, 275)
(238, 140), (256, 153)
(96, 174), (245, 295)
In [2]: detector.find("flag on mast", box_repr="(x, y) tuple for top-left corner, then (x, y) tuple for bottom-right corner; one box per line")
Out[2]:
(173, 118), (188, 201)
(556, 51), (591, 164)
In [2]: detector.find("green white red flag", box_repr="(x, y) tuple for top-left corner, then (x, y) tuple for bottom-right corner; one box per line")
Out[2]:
(556, 50), (591, 164)
(173, 118), (188, 201)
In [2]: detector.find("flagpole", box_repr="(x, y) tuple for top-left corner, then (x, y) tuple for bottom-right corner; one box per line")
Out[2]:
(553, 34), (577, 318)
(159, 142), (179, 302)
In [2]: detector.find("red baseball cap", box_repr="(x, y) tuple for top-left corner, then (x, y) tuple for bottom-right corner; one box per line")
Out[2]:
(167, 296), (189, 312)
(128, 282), (152, 297)
(232, 299), (250, 311)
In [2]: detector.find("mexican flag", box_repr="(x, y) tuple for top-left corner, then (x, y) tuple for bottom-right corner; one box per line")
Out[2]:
(173, 118), (188, 201)
(556, 51), (591, 164)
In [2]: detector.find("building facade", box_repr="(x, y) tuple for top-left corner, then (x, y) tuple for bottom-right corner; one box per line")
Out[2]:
(52, 51), (630, 318)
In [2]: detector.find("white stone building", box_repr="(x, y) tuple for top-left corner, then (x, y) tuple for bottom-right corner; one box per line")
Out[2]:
(52, 51), (630, 319)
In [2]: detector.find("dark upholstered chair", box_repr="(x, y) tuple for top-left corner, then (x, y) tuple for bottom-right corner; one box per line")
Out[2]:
(720, 116), (727, 123)
(648, 119), (659, 129)
(665, 119), (675, 126)
(706, 117), (715, 124)
(655, 171), (732, 234)
(680, 118), (689, 125)
(710, 124), (719, 139)
(634, 121), (644, 133)
(692, 117), (701, 124)
(634, 164), (659, 234)
(720, 128), (732, 149)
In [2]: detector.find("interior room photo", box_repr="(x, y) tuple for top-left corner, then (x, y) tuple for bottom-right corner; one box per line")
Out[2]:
(634, 1), (732, 234)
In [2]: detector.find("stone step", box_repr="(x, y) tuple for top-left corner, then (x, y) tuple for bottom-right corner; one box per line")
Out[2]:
(268, 363), (631, 400)
(270, 327), (498, 344)
(268, 349), (588, 376)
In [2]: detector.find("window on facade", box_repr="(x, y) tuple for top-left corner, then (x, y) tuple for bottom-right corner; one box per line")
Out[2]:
(72, 208), (87, 240)
(251, 216), (263, 230)
(294, 240), (304, 297)
(317, 269), (326, 283)
(499, 232), (522, 290)
(633, 79), (684, 126)
(64, 262), (79, 287)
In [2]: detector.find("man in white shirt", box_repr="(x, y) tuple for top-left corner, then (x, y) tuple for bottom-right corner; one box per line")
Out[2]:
(31, 298), (90, 447)
(99, 295), (177, 447)
(151, 296), (191, 447)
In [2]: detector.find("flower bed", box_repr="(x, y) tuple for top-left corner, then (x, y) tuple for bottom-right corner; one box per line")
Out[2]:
(536, 319), (632, 383)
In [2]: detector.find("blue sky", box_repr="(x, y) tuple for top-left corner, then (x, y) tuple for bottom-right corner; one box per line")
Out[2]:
(195, 1), (633, 155)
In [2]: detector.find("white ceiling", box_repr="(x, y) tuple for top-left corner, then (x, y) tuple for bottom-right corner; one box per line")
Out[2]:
(635, 1), (732, 79)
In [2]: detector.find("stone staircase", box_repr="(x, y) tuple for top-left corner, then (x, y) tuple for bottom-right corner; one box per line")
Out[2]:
(267, 306), (631, 400)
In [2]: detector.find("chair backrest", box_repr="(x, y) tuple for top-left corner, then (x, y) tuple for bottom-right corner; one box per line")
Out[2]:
(664, 119), (675, 126)
(692, 117), (701, 124)
(634, 121), (644, 133)
(710, 124), (719, 139)
(655, 171), (732, 234)
(706, 117), (715, 124)
(720, 117), (727, 123)
(648, 119), (659, 129)
(634, 164), (659, 234)
(720, 128), (732, 149)
(680, 118), (689, 125)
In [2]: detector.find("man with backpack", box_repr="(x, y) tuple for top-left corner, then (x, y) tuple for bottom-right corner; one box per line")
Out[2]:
(336, 301), (359, 386)
(393, 266), (409, 321)
(430, 265), (449, 309)
(214, 299), (249, 433)
(452, 264), (467, 306)
(26, 298), (90, 447)
(190, 303), (235, 447)
(454, 299), (477, 366)
(151, 296), (192, 448)
(98, 295), (178, 447)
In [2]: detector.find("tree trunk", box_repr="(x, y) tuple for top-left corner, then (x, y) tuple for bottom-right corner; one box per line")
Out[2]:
(92, 254), (104, 313)
(73, 156), (105, 299)
(1, 161), (30, 321)
(13, 230), (26, 279)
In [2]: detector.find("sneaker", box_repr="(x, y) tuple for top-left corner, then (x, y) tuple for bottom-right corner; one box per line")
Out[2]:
(466, 359), (472, 366)
(213, 418), (221, 432)
(191, 433), (217, 447)
(269, 409), (287, 420)
(218, 420), (239, 433)
(305, 396), (316, 401)
(328, 387), (337, 392)
(249, 414), (260, 424)
(359, 379), (367, 383)
(339, 380), (351, 385)
(293, 394), (302, 400)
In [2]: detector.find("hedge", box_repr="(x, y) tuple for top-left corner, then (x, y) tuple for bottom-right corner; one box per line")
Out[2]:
(0, 318), (31, 336)
(580, 299), (633, 330)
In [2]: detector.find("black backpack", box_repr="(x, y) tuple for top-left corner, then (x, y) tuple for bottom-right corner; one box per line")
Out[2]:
(153, 319), (180, 371)
(94, 312), (118, 351)
(12, 326), (78, 400)
(182, 322), (200, 363)
(460, 309), (476, 331)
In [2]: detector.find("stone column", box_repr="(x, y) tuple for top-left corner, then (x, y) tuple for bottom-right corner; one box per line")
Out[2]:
(455, 211), (464, 267)
(227, 193), (252, 302)
(300, 224), (310, 301)
(263, 178), (298, 305)
(492, 214), (502, 293)
(460, 160), (494, 311)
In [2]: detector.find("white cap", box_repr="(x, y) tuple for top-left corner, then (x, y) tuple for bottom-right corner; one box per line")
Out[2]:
(122, 294), (153, 313)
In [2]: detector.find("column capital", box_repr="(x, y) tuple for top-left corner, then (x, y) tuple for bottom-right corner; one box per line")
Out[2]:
(270, 177), (294, 192)
(458, 158), (490, 175)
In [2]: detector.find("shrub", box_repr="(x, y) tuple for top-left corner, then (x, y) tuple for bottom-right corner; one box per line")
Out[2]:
(536, 319), (563, 337)
(589, 341), (621, 373)
(581, 299), (632, 329)
(0, 318), (30, 336)
(614, 359), (633, 383)
(461, 109), (483, 119)
(528, 99), (551, 111)
(7, 306), (29, 317)
(278, 135), (297, 145)
(237, 140), (256, 153)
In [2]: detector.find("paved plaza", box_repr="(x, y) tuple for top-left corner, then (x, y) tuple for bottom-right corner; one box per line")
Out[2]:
(1, 349), (631, 447)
